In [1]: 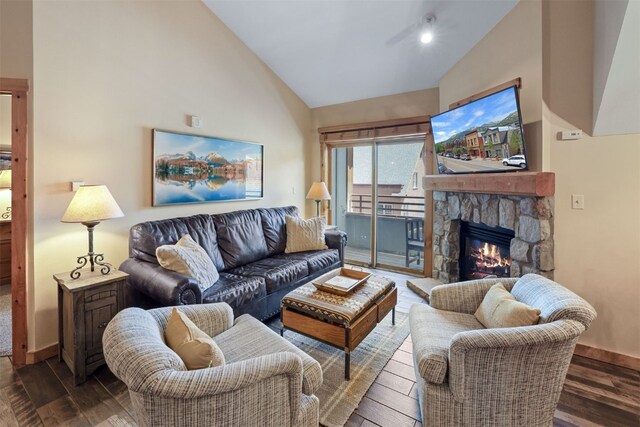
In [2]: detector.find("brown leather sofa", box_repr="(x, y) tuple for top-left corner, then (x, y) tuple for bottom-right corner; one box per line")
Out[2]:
(120, 206), (347, 320)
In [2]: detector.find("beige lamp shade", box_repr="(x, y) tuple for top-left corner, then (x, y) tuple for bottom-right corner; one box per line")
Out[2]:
(306, 182), (331, 201)
(0, 170), (11, 189)
(61, 185), (124, 223)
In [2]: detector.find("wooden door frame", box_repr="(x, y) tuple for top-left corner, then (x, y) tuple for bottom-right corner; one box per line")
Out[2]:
(0, 78), (29, 365)
(320, 119), (434, 278)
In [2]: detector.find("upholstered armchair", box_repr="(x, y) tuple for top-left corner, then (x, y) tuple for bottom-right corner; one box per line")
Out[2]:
(409, 274), (596, 426)
(103, 303), (322, 427)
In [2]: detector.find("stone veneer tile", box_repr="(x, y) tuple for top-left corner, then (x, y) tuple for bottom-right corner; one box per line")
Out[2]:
(499, 199), (516, 230)
(510, 239), (530, 262)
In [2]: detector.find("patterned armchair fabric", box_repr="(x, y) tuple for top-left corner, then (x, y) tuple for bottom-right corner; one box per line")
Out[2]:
(103, 303), (320, 427)
(410, 274), (596, 426)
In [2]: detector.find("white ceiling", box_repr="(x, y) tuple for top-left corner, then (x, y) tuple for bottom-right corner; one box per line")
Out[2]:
(203, 0), (518, 108)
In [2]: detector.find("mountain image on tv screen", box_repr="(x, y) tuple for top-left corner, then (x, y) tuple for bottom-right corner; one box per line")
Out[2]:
(432, 85), (527, 174)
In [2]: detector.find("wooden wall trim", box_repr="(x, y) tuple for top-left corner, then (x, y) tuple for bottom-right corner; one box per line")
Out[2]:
(448, 77), (521, 110)
(423, 171), (555, 197)
(574, 344), (640, 371)
(1, 78), (29, 365)
(423, 126), (435, 278)
(25, 344), (58, 365)
(318, 115), (428, 134)
(0, 78), (29, 93)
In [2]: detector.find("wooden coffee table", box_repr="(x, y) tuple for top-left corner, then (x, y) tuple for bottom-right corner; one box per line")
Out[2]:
(280, 272), (397, 380)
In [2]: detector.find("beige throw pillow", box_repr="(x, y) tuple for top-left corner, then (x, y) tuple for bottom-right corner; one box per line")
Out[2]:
(474, 283), (541, 329)
(165, 308), (225, 370)
(285, 215), (328, 253)
(156, 234), (219, 292)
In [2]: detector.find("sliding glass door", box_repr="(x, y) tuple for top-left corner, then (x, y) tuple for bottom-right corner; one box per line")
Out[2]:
(331, 137), (426, 273)
(375, 140), (426, 271)
(332, 145), (372, 266)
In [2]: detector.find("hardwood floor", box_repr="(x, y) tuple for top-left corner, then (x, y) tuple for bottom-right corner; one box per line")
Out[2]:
(0, 268), (638, 427)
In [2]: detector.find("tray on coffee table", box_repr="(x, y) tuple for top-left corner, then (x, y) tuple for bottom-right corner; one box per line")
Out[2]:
(311, 268), (371, 296)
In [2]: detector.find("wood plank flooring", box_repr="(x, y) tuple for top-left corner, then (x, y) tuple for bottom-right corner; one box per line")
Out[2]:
(0, 268), (638, 426)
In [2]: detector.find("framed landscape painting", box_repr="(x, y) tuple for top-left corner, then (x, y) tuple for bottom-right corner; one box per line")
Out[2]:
(152, 129), (263, 206)
(0, 150), (10, 171)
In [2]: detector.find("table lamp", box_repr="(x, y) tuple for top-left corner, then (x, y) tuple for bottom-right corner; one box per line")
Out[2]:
(61, 185), (124, 279)
(0, 170), (11, 220)
(306, 181), (331, 217)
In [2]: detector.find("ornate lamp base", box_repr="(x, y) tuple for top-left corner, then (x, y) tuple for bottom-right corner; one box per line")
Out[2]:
(69, 220), (112, 280)
(70, 253), (112, 279)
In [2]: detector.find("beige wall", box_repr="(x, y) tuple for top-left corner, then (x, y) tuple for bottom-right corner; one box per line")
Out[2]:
(542, 0), (639, 357)
(0, 0), (33, 79)
(308, 88), (440, 214)
(439, 0), (640, 357)
(439, 1), (542, 124)
(542, 0), (594, 135)
(29, 0), (310, 350)
(545, 105), (640, 357)
(439, 0), (543, 171)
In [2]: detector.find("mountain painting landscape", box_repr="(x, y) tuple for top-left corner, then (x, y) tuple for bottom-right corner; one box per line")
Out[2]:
(153, 130), (263, 206)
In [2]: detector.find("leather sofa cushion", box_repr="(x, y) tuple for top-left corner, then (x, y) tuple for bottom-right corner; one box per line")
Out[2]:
(202, 273), (267, 309)
(213, 209), (269, 270)
(229, 258), (309, 294)
(258, 206), (299, 256)
(130, 215), (225, 271)
(274, 250), (340, 274)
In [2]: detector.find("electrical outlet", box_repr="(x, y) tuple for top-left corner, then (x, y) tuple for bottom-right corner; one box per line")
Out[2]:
(571, 194), (584, 210)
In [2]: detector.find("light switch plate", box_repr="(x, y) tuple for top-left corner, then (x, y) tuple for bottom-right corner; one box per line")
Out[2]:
(571, 194), (584, 210)
(71, 181), (84, 192)
(190, 115), (202, 128)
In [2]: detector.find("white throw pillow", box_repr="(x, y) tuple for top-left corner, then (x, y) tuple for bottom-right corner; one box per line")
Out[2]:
(285, 215), (328, 253)
(156, 235), (219, 292)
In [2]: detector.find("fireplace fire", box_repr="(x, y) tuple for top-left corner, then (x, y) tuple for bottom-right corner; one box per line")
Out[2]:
(459, 221), (515, 281)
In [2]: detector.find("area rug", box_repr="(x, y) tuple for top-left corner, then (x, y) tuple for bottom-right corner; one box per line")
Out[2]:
(0, 285), (11, 356)
(282, 312), (410, 427)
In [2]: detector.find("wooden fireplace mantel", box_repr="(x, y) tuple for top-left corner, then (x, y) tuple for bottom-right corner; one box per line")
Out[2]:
(423, 172), (555, 197)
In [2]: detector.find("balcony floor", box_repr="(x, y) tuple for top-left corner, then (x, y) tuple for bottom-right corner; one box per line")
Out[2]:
(345, 246), (423, 272)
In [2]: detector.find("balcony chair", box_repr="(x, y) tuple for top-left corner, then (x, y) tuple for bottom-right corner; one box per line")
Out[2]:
(409, 274), (597, 426)
(406, 217), (425, 267)
(103, 303), (321, 427)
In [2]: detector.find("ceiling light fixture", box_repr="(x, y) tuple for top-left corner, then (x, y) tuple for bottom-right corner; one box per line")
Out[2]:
(419, 15), (436, 44)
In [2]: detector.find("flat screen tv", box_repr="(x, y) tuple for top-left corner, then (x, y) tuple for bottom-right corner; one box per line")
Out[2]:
(432, 85), (527, 174)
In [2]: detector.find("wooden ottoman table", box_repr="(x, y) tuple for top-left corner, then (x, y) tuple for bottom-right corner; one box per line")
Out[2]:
(280, 272), (397, 380)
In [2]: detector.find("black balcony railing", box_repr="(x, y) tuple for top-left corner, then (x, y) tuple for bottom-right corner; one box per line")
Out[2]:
(349, 194), (424, 217)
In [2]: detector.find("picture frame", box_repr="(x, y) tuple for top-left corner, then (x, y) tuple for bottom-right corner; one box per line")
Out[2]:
(152, 129), (264, 206)
(0, 149), (10, 171)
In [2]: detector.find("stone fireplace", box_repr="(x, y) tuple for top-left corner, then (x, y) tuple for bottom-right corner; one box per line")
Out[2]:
(432, 191), (554, 283)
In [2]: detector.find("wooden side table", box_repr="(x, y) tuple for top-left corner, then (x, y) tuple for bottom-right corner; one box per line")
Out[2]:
(54, 269), (128, 385)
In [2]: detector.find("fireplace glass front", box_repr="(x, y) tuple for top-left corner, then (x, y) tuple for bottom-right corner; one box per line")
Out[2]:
(459, 221), (515, 281)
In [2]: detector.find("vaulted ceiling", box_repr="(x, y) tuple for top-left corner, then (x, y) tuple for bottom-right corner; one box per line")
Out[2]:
(203, 0), (518, 108)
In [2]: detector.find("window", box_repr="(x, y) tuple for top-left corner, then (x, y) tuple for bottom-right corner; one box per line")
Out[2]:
(379, 203), (393, 216)
(412, 172), (418, 190)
